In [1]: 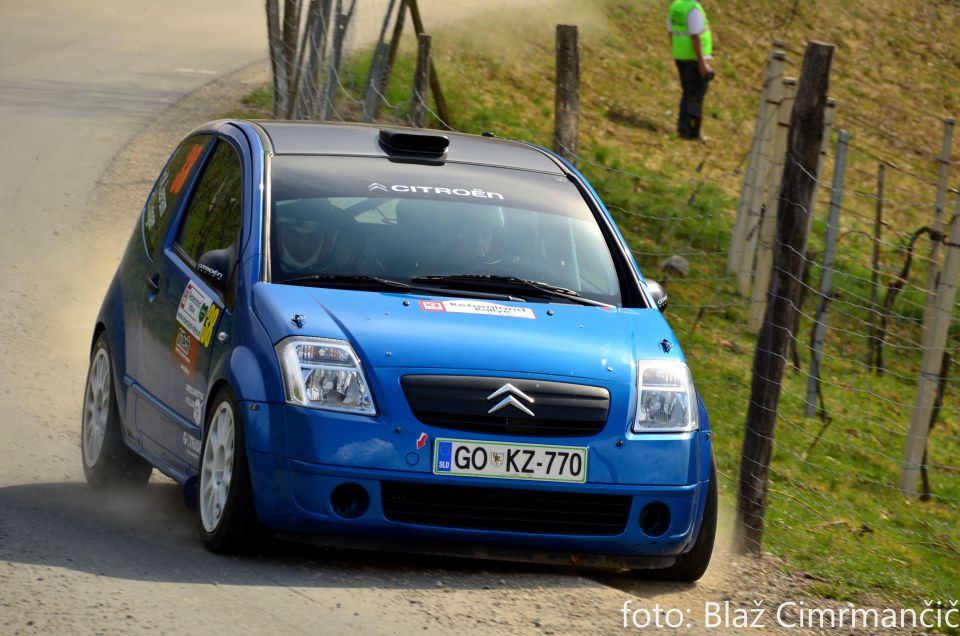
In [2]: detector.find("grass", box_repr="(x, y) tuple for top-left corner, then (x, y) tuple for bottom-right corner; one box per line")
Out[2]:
(230, 0), (960, 620)
(216, 85), (273, 120)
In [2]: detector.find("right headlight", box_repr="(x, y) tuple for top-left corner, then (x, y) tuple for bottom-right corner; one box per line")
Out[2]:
(632, 360), (698, 433)
(275, 337), (376, 415)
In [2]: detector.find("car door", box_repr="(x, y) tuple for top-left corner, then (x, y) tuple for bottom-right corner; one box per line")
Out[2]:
(126, 135), (212, 436)
(135, 138), (244, 473)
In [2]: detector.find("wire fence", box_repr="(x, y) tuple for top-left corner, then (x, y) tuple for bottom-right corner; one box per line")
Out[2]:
(263, 0), (960, 603)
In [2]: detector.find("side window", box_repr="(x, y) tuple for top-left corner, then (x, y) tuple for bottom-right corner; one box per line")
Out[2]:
(175, 140), (243, 265)
(142, 135), (210, 257)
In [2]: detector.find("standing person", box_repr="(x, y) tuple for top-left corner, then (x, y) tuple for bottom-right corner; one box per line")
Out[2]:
(668, 0), (714, 141)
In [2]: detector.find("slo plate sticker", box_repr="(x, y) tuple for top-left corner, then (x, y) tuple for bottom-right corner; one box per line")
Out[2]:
(418, 299), (536, 320)
(177, 281), (221, 348)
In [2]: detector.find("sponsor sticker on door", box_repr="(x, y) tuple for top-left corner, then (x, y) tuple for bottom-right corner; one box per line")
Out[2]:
(172, 326), (199, 380)
(185, 384), (205, 428)
(177, 281), (220, 347)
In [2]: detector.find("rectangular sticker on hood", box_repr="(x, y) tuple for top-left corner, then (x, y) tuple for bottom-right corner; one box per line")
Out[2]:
(418, 299), (536, 320)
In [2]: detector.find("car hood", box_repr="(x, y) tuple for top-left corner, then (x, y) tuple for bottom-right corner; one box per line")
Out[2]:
(252, 283), (683, 383)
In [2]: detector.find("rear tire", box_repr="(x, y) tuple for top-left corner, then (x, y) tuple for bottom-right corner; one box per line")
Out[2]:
(649, 461), (717, 582)
(81, 334), (153, 488)
(197, 386), (263, 553)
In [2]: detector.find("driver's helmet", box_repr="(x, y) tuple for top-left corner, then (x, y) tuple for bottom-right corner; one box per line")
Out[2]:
(276, 199), (339, 273)
(451, 205), (505, 263)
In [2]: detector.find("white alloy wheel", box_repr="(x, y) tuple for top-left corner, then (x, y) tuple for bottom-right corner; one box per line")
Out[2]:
(81, 334), (152, 488)
(82, 348), (111, 468)
(200, 400), (236, 533)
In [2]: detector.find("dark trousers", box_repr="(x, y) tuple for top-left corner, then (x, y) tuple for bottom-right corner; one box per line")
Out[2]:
(675, 60), (711, 139)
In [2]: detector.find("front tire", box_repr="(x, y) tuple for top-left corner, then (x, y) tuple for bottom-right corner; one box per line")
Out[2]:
(650, 461), (717, 582)
(81, 334), (153, 488)
(197, 386), (262, 553)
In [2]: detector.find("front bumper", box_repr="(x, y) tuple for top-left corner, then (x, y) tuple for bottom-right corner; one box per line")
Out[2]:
(243, 394), (713, 564)
(248, 450), (710, 561)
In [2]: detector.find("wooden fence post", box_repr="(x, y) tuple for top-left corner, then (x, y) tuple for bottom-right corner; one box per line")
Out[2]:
(805, 130), (850, 417)
(736, 51), (787, 295)
(787, 97), (832, 368)
(320, 0), (353, 121)
(368, 0), (408, 121)
(292, 0), (334, 120)
(748, 77), (797, 332)
(921, 118), (956, 345)
(866, 163), (885, 368)
(361, 0), (398, 122)
(281, 0), (304, 118)
(266, 0), (288, 119)
(902, 205), (960, 494)
(553, 24), (580, 165)
(920, 351), (952, 501)
(410, 34), (431, 128)
(386, 0), (407, 74)
(729, 42), (787, 275)
(735, 41), (834, 554)
(406, 0), (452, 129)
(802, 98), (836, 247)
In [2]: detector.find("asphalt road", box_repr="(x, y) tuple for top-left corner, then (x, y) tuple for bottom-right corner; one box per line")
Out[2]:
(0, 0), (267, 485)
(0, 2), (801, 635)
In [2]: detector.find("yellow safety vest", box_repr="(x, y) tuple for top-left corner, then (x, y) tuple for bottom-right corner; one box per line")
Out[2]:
(669, 0), (712, 61)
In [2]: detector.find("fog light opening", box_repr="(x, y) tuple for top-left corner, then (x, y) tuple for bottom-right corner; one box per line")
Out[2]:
(639, 502), (670, 537)
(330, 483), (370, 519)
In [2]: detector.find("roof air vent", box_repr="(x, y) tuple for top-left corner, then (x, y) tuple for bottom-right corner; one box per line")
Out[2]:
(378, 129), (449, 157)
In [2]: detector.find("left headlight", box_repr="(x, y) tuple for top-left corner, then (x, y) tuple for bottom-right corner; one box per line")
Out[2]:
(275, 337), (376, 415)
(632, 360), (698, 433)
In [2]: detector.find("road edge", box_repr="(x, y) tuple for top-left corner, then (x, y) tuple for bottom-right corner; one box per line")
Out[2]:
(89, 60), (270, 233)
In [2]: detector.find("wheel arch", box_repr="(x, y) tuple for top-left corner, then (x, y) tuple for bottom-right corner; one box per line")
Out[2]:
(209, 345), (269, 405)
(195, 371), (264, 551)
(89, 322), (134, 438)
(205, 345), (275, 455)
(91, 322), (107, 354)
(203, 378), (235, 432)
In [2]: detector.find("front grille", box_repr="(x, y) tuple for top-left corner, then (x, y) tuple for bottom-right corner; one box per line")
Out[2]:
(401, 375), (610, 437)
(381, 481), (630, 535)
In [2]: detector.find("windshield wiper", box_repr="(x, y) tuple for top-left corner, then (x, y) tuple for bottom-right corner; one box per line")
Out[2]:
(280, 274), (413, 290)
(276, 274), (524, 302)
(412, 275), (613, 307)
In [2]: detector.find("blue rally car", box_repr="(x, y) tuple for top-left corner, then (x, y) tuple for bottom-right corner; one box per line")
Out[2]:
(81, 120), (716, 581)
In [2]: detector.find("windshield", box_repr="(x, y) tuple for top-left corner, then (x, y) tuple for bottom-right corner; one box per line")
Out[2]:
(269, 155), (622, 305)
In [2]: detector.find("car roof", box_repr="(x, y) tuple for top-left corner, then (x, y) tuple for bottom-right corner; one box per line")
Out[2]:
(247, 120), (565, 175)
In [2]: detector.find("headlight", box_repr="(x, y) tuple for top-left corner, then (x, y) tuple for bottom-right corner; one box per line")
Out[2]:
(632, 360), (698, 433)
(275, 337), (376, 415)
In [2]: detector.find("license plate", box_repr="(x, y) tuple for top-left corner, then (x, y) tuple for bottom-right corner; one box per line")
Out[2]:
(432, 438), (588, 483)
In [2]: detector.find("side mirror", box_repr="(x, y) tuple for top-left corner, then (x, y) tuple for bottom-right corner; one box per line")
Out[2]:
(646, 280), (668, 312)
(197, 247), (235, 291)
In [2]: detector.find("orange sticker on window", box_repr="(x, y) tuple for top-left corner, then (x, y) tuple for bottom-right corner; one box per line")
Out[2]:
(170, 144), (204, 195)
